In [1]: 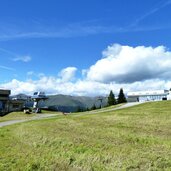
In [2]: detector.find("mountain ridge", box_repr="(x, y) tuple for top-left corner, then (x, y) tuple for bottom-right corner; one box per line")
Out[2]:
(11, 94), (107, 112)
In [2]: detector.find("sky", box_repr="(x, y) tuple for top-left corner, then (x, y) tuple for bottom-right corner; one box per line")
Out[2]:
(1, 0), (171, 96)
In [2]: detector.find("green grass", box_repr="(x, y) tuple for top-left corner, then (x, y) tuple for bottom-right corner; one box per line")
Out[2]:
(41, 110), (60, 114)
(0, 101), (171, 170)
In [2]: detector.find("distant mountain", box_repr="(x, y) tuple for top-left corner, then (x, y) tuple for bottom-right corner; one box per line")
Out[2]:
(42, 94), (107, 112)
(10, 93), (30, 100)
(10, 94), (107, 112)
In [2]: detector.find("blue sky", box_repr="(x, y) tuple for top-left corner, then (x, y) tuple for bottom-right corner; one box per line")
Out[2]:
(1, 0), (171, 95)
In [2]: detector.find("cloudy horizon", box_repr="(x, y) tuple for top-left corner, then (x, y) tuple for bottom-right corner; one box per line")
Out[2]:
(1, 44), (171, 96)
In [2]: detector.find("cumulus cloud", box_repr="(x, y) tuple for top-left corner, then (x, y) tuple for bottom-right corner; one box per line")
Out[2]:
(1, 77), (171, 96)
(1, 44), (171, 96)
(1, 79), (36, 94)
(86, 44), (171, 83)
(0, 77), (114, 95)
(13, 55), (31, 62)
(58, 67), (77, 82)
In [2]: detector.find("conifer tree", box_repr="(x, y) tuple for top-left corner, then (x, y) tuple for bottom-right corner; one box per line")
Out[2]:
(91, 104), (97, 110)
(107, 90), (116, 106)
(117, 88), (127, 104)
(76, 106), (82, 112)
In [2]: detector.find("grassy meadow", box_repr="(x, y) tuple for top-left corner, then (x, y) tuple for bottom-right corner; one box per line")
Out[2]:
(0, 101), (171, 170)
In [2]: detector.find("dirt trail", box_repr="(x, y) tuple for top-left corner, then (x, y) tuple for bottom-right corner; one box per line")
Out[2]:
(0, 114), (59, 128)
(74, 102), (145, 116)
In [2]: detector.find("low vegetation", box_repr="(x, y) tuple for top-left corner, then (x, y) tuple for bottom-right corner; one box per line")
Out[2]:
(0, 101), (171, 170)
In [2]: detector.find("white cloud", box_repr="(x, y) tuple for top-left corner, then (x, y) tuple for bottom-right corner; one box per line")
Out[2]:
(0, 22), (170, 42)
(27, 71), (34, 76)
(86, 44), (171, 83)
(1, 79), (36, 95)
(1, 77), (171, 96)
(13, 56), (31, 62)
(58, 67), (77, 82)
(130, 0), (171, 28)
(26, 71), (46, 79)
(1, 44), (171, 96)
(0, 65), (15, 71)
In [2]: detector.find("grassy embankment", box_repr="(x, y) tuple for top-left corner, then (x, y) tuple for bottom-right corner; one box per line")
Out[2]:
(0, 101), (171, 170)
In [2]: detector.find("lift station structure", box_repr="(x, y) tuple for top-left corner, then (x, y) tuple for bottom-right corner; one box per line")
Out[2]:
(31, 92), (48, 113)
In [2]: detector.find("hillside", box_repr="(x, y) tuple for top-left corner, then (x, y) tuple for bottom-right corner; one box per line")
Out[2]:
(11, 94), (107, 112)
(15, 94), (108, 112)
(1, 101), (171, 170)
(43, 94), (107, 112)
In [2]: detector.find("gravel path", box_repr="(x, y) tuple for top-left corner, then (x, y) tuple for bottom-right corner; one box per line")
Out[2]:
(74, 102), (145, 116)
(113, 102), (145, 110)
(0, 114), (59, 128)
(0, 102), (145, 128)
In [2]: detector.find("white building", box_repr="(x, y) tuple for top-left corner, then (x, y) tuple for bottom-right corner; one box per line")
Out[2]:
(127, 90), (171, 102)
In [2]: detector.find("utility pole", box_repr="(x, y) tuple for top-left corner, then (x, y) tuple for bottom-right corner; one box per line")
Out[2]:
(97, 97), (103, 108)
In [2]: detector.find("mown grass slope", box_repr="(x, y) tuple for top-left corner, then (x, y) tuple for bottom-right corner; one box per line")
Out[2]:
(0, 101), (171, 170)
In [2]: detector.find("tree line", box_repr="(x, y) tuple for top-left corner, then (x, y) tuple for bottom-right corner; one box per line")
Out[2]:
(107, 88), (127, 106)
(76, 88), (127, 112)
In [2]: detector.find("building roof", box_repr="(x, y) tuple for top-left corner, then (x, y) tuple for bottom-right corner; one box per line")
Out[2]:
(0, 89), (11, 95)
(127, 90), (169, 97)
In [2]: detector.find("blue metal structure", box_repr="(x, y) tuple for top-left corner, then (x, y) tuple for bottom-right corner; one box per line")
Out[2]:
(31, 92), (48, 113)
